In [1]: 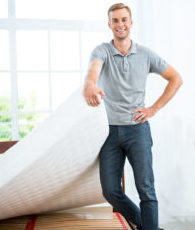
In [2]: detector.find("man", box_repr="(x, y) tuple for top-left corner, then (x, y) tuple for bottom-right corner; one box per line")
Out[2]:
(83, 3), (183, 230)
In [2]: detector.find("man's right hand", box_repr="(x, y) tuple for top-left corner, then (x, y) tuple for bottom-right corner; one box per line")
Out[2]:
(83, 80), (105, 107)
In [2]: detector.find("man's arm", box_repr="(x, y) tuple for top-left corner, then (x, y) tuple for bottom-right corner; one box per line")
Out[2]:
(83, 60), (105, 106)
(132, 65), (183, 123)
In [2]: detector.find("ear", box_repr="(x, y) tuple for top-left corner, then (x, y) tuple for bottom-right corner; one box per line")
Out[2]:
(108, 20), (111, 29)
(130, 19), (133, 27)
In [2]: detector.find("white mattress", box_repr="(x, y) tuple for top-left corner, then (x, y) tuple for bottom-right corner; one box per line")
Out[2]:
(0, 88), (109, 220)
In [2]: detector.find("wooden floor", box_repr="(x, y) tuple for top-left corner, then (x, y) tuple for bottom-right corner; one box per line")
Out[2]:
(0, 206), (132, 230)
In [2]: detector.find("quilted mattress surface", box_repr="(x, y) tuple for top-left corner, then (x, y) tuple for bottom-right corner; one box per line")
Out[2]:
(0, 88), (109, 220)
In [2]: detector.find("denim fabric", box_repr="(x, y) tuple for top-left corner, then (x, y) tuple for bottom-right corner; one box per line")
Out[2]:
(99, 121), (158, 230)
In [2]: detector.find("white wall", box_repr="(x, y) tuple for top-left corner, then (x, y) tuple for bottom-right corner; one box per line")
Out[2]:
(124, 0), (195, 228)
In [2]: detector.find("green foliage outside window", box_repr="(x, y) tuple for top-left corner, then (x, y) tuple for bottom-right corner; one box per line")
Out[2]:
(0, 96), (45, 141)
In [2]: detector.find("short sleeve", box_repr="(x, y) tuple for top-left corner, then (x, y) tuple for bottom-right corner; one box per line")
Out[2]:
(89, 44), (107, 64)
(148, 49), (168, 74)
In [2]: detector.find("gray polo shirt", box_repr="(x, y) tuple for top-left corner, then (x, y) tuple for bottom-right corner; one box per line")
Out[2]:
(89, 40), (168, 125)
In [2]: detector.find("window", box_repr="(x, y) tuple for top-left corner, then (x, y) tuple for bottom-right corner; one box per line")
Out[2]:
(0, 0), (8, 18)
(1, 0), (129, 141)
(15, 0), (108, 20)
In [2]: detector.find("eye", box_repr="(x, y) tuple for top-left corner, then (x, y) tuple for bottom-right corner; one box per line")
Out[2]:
(113, 19), (118, 23)
(122, 18), (127, 22)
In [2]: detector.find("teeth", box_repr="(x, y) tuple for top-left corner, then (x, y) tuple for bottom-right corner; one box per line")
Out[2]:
(117, 29), (125, 32)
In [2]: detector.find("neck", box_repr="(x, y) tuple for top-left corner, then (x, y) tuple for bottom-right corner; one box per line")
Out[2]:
(113, 37), (132, 56)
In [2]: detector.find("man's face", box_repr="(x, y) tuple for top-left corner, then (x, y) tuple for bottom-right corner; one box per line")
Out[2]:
(108, 8), (133, 40)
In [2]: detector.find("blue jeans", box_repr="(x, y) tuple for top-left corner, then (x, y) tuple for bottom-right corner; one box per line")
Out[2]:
(99, 121), (158, 230)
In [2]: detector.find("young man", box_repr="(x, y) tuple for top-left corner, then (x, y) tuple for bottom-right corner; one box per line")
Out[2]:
(83, 3), (182, 230)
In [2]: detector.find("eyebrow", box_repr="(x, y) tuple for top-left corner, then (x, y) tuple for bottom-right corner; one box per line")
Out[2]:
(112, 17), (128, 21)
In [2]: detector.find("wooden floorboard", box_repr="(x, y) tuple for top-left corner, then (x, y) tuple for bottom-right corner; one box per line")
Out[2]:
(0, 206), (131, 230)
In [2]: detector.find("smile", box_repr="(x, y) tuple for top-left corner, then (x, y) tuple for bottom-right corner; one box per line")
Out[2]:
(116, 28), (126, 33)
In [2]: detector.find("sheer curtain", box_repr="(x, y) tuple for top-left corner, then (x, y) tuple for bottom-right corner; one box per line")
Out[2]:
(124, 0), (195, 229)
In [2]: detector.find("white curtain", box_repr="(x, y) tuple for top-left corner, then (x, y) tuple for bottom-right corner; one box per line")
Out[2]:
(125, 0), (195, 229)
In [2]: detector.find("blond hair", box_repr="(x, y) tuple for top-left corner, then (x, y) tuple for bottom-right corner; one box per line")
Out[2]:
(108, 3), (132, 20)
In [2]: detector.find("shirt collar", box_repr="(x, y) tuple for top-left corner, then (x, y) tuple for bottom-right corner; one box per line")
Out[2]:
(109, 39), (137, 56)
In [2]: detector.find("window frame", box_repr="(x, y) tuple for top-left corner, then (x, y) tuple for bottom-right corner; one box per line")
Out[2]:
(0, 0), (106, 140)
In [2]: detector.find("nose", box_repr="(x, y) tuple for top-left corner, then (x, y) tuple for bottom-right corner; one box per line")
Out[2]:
(117, 20), (124, 27)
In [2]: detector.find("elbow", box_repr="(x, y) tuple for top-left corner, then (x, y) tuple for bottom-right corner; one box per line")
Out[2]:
(169, 74), (183, 90)
(173, 74), (183, 88)
(178, 75), (183, 87)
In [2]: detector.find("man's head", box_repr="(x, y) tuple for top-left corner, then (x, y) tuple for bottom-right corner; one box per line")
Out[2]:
(108, 3), (133, 40)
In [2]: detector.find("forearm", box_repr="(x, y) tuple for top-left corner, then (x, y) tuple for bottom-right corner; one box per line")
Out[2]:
(83, 60), (105, 106)
(84, 68), (99, 95)
(84, 60), (102, 85)
(151, 77), (183, 112)
(85, 71), (98, 85)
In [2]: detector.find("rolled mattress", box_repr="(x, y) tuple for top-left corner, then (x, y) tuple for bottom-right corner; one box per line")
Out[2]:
(0, 88), (109, 220)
